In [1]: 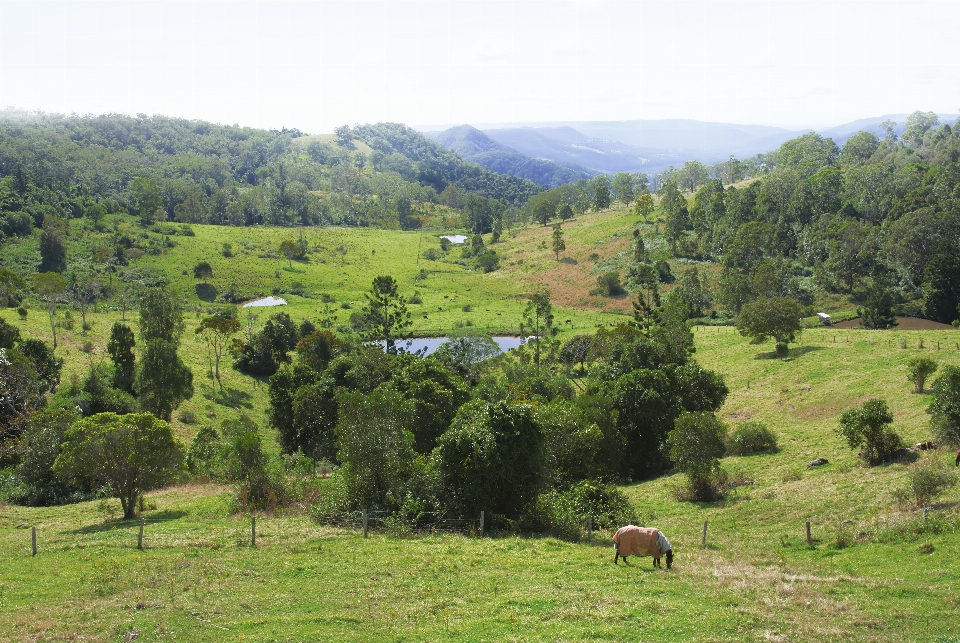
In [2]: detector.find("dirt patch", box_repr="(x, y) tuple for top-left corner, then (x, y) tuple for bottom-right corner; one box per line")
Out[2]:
(830, 316), (956, 330)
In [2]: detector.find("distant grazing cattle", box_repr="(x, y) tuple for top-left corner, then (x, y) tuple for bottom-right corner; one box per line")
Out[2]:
(613, 525), (673, 569)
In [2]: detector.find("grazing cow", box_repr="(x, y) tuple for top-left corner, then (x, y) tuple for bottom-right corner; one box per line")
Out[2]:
(613, 525), (673, 569)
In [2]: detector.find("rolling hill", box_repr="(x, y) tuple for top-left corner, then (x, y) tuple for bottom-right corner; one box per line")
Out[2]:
(426, 124), (595, 188)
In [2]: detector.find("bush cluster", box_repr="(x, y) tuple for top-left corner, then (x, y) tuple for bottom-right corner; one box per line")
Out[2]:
(726, 422), (778, 456)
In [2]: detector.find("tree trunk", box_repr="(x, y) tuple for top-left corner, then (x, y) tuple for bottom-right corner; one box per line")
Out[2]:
(48, 303), (57, 348)
(120, 494), (132, 520)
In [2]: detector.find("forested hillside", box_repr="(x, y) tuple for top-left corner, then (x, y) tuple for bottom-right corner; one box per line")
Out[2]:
(520, 111), (960, 326)
(0, 111), (542, 237)
(672, 111), (960, 324)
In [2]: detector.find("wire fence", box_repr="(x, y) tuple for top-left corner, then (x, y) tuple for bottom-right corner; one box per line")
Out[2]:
(20, 508), (491, 556)
(312, 509), (485, 537)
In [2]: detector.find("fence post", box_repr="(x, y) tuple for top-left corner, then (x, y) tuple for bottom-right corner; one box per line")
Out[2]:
(138, 517), (144, 550)
(31, 527), (37, 556)
(362, 509), (368, 538)
(251, 514), (256, 548)
(479, 511), (484, 538)
(806, 521), (812, 545)
(587, 516), (593, 542)
(701, 521), (708, 547)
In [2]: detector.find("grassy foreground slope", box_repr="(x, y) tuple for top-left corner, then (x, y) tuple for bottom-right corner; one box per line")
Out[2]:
(2, 324), (959, 642)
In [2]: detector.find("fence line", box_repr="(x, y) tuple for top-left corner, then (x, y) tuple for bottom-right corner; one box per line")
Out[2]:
(23, 516), (847, 556)
(22, 509), (628, 554)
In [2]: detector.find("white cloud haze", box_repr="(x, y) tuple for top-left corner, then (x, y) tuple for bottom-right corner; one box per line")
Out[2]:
(1, 0), (958, 133)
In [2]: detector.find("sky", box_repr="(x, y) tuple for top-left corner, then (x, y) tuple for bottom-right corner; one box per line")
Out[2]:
(1, 0), (958, 134)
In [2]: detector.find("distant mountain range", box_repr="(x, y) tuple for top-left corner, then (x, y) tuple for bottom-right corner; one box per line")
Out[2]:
(424, 114), (957, 186)
(427, 125), (595, 188)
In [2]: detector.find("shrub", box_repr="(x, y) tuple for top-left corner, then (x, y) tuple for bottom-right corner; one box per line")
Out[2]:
(595, 271), (624, 296)
(667, 412), (728, 501)
(0, 317), (20, 348)
(13, 409), (85, 506)
(17, 307), (27, 320)
(434, 400), (543, 522)
(832, 523), (853, 549)
(836, 398), (904, 465)
(474, 251), (500, 273)
(185, 424), (225, 479)
(655, 260), (674, 284)
(928, 365), (960, 446)
(726, 422), (778, 455)
(536, 481), (637, 541)
(906, 460), (958, 506)
(422, 248), (441, 261)
(222, 416), (292, 512)
(906, 355), (938, 393)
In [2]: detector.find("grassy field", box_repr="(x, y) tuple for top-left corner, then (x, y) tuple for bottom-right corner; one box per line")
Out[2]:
(3, 207), (960, 641)
(3, 208), (646, 439)
(136, 219), (627, 337)
(3, 321), (960, 641)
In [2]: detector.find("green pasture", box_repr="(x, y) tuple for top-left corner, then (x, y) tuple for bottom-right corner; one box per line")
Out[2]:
(3, 318), (960, 641)
(135, 222), (616, 336)
(4, 209), (960, 641)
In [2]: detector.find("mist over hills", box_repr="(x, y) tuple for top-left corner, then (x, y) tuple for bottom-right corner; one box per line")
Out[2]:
(427, 125), (595, 188)
(425, 113), (957, 181)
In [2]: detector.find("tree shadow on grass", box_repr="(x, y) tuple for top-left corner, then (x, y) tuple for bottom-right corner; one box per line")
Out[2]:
(195, 283), (218, 302)
(214, 386), (254, 409)
(752, 345), (824, 361)
(70, 510), (188, 534)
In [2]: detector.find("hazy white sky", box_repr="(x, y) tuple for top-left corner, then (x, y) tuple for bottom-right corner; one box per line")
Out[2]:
(1, 0), (957, 133)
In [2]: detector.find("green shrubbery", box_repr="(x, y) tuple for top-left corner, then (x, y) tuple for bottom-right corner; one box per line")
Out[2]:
(536, 481), (636, 541)
(667, 411), (728, 501)
(726, 421), (778, 455)
(836, 399), (905, 465)
(928, 365), (960, 446)
(893, 459), (959, 506)
(186, 414), (321, 513)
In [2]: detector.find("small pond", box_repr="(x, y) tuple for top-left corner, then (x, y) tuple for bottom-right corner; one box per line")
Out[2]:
(242, 296), (287, 307)
(440, 234), (468, 244)
(377, 336), (527, 356)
